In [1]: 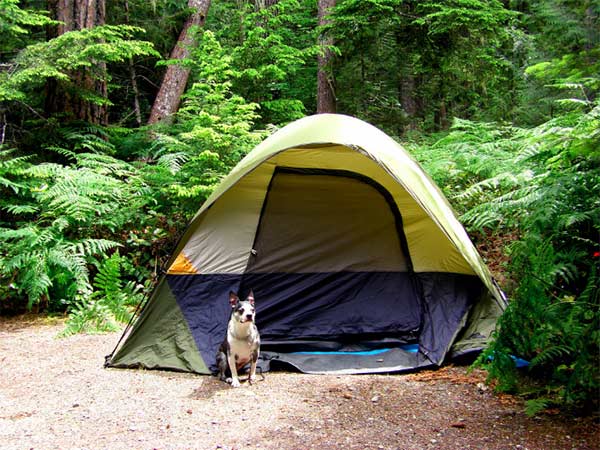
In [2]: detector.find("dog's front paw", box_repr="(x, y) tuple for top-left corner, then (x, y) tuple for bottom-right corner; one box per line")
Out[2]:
(230, 377), (241, 388)
(249, 374), (257, 385)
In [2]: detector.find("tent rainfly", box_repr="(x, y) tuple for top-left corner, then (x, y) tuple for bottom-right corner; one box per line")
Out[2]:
(106, 114), (507, 375)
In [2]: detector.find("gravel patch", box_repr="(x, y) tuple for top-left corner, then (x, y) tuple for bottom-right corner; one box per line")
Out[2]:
(1, 315), (598, 450)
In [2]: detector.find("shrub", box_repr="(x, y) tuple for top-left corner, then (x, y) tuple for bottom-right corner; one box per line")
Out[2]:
(414, 99), (600, 413)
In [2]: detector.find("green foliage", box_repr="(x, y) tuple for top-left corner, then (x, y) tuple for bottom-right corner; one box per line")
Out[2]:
(0, 126), (163, 316)
(329, 0), (517, 133)
(418, 97), (600, 412)
(61, 251), (142, 336)
(524, 397), (552, 417)
(413, 119), (523, 218)
(0, 24), (159, 104)
(0, 0), (56, 52)
(0, 219), (119, 309)
(0, 150), (115, 308)
(143, 30), (266, 217)
(209, 0), (318, 126)
(510, 0), (600, 124)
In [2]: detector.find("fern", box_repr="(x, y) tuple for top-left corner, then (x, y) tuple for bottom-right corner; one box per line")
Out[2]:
(420, 102), (600, 413)
(525, 397), (552, 417)
(62, 252), (141, 336)
(0, 221), (121, 308)
(3, 204), (38, 215)
(0, 143), (151, 312)
(530, 344), (574, 368)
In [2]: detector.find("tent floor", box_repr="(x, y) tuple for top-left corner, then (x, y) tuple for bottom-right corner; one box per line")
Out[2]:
(258, 340), (433, 374)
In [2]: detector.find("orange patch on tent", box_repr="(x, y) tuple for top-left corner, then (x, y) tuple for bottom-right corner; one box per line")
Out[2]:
(168, 253), (198, 274)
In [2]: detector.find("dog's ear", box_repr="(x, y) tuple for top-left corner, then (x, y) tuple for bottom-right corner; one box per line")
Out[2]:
(246, 290), (255, 305)
(229, 291), (239, 307)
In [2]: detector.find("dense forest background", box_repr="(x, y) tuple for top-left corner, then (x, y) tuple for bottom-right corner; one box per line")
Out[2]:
(1, 0), (598, 414)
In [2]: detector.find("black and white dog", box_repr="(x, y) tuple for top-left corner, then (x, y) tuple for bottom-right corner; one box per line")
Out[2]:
(216, 290), (260, 387)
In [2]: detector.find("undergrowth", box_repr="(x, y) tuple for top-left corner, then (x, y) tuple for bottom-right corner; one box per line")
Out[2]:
(415, 97), (600, 414)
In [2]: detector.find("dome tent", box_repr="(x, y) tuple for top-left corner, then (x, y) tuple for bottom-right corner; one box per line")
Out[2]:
(106, 114), (506, 375)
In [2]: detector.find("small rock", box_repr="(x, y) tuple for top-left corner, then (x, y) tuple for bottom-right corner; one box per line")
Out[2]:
(371, 395), (380, 403)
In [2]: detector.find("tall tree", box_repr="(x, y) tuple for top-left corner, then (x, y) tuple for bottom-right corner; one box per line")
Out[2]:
(148, 0), (211, 125)
(317, 0), (335, 113)
(45, 0), (109, 124)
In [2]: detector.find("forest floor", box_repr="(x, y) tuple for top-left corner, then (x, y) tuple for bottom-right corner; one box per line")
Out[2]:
(1, 315), (598, 450)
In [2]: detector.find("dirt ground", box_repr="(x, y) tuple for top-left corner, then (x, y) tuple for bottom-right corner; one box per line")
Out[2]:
(1, 316), (598, 450)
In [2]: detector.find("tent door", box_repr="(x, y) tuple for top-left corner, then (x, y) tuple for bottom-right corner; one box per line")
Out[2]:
(240, 168), (422, 352)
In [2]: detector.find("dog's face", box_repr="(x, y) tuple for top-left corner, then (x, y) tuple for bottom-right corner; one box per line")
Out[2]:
(229, 291), (255, 324)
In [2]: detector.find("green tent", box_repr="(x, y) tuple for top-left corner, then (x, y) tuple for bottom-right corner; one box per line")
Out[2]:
(107, 114), (506, 375)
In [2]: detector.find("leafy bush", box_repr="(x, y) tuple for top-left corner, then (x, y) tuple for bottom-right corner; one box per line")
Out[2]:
(0, 132), (151, 313)
(143, 30), (266, 218)
(61, 251), (142, 336)
(0, 30), (268, 330)
(414, 99), (600, 413)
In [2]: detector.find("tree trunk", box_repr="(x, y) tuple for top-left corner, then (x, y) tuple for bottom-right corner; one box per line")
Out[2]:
(125, 0), (142, 126)
(254, 0), (279, 10)
(399, 67), (418, 129)
(45, 0), (108, 125)
(147, 0), (212, 125)
(317, 0), (336, 114)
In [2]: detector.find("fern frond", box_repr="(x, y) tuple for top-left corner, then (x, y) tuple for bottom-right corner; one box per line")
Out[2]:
(550, 262), (579, 284)
(75, 152), (135, 176)
(93, 252), (122, 293)
(454, 171), (524, 201)
(1, 203), (39, 215)
(47, 193), (99, 222)
(24, 162), (64, 178)
(461, 208), (503, 231)
(20, 261), (52, 308)
(73, 238), (121, 257)
(0, 224), (38, 241)
(44, 145), (77, 160)
(47, 248), (92, 295)
(557, 210), (596, 229)
(0, 148), (33, 168)
(530, 344), (574, 368)
(155, 152), (189, 174)
(0, 175), (26, 193)
(525, 397), (552, 417)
